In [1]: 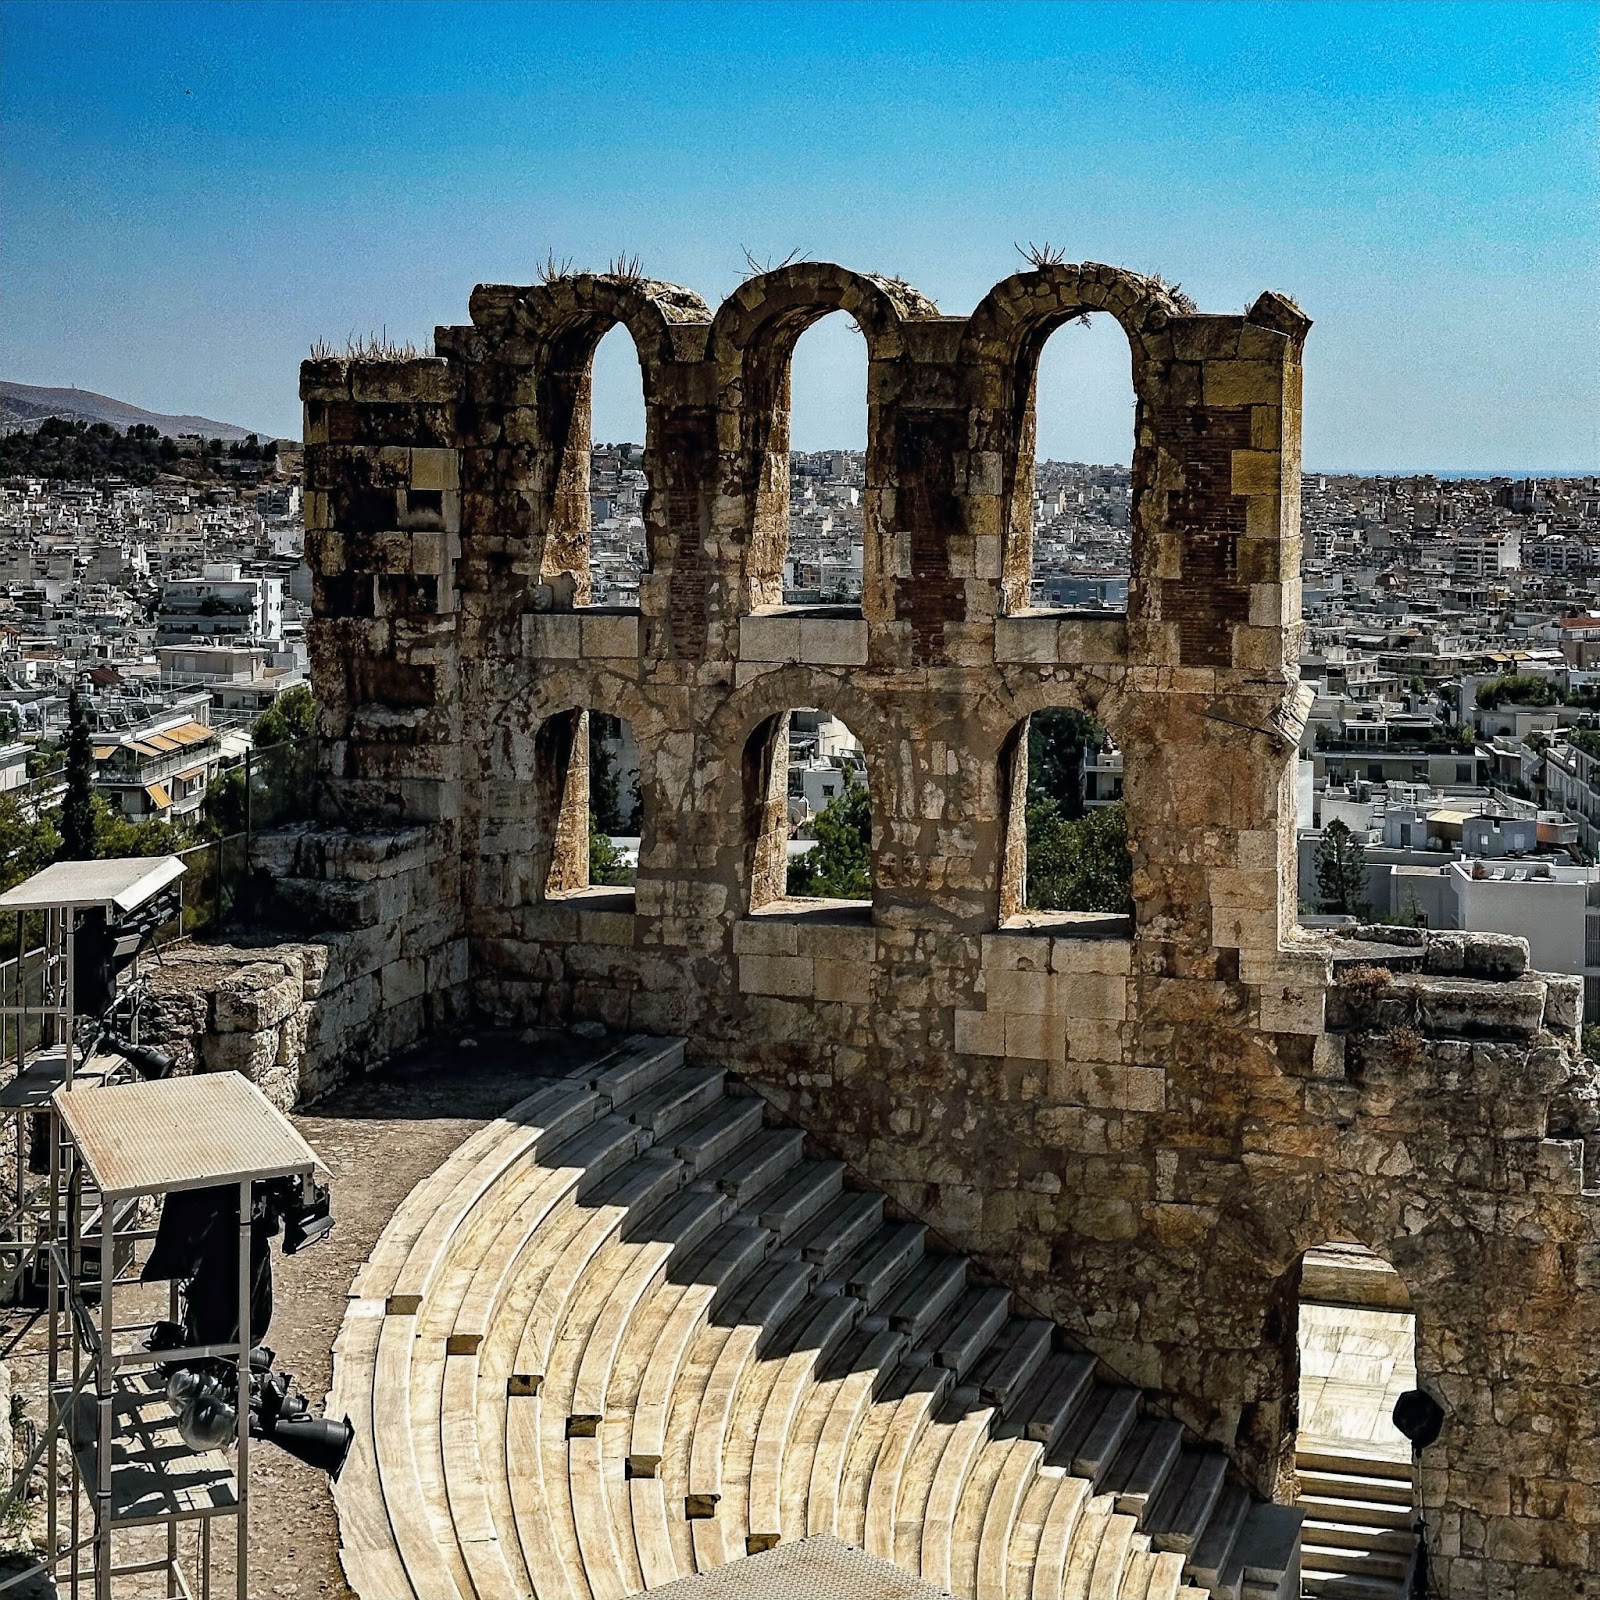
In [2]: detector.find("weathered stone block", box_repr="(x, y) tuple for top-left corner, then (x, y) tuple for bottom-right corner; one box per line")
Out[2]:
(798, 616), (868, 666)
(580, 612), (639, 659)
(954, 1007), (1005, 1057)
(739, 613), (801, 662)
(738, 953), (815, 999)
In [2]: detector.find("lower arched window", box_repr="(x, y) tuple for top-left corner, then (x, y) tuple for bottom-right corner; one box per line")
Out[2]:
(535, 707), (641, 904)
(1000, 709), (1131, 930)
(743, 708), (871, 913)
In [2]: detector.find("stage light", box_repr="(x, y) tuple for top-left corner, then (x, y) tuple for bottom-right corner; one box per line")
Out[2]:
(97, 1031), (174, 1081)
(266, 1412), (354, 1477)
(176, 1378), (237, 1452)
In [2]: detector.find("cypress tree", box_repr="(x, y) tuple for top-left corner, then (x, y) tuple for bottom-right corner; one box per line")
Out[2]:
(58, 687), (97, 861)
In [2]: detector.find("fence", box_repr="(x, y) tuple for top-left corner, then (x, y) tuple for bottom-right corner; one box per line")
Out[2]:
(0, 944), (48, 1065)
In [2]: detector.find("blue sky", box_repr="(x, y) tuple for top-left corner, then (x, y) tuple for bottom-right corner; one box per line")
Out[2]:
(2, 0), (1594, 469)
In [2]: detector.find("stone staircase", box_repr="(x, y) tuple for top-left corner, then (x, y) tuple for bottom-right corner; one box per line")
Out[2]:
(1295, 1449), (1413, 1600)
(330, 1034), (1304, 1600)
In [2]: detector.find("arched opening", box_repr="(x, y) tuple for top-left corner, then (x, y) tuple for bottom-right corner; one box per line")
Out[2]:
(743, 708), (871, 913)
(534, 707), (642, 905)
(586, 324), (649, 606)
(1291, 1241), (1422, 1597)
(776, 312), (868, 608)
(1025, 315), (1135, 612)
(999, 709), (1132, 931)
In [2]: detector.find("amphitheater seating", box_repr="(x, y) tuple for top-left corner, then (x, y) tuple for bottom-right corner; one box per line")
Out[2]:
(330, 1033), (1303, 1600)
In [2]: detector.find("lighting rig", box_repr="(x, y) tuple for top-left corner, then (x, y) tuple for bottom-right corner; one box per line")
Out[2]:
(0, 860), (348, 1600)
(143, 1174), (351, 1476)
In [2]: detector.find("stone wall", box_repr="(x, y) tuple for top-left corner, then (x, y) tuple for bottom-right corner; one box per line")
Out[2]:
(293, 264), (1600, 1595)
(144, 823), (469, 1108)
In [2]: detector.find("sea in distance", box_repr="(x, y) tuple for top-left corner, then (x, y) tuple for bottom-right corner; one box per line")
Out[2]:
(1309, 469), (1596, 481)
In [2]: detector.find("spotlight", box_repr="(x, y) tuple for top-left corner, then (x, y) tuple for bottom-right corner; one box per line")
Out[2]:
(175, 1374), (237, 1452)
(1393, 1387), (1445, 1450)
(253, 1367), (353, 1477)
(97, 1031), (174, 1081)
(275, 1180), (334, 1255)
(266, 1411), (354, 1478)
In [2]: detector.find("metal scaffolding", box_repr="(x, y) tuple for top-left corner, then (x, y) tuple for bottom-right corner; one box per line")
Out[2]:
(48, 1073), (325, 1600)
(0, 857), (327, 1598)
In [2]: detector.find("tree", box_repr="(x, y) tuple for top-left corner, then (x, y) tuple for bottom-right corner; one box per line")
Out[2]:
(588, 717), (625, 835)
(1025, 799), (1133, 915)
(250, 683), (316, 748)
(1315, 818), (1369, 916)
(0, 792), (60, 895)
(787, 771), (871, 899)
(1027, 708), (1102, 820)
(94, 798), (183, 859)
(58, 688), (96, 861)
(589, 819), (634, 886)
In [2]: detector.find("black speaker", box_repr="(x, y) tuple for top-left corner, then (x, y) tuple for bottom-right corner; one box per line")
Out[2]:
(1392, 1387), (1445, 1450)
(267, 1413), (354, 1478)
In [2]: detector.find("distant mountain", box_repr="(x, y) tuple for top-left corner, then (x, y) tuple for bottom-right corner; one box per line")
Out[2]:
(0, 381), (262, 441)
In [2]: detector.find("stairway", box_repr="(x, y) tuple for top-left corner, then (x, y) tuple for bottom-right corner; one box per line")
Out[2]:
(330, 1034), (1304, 1600)
(1295, 1448), (1414, 1600)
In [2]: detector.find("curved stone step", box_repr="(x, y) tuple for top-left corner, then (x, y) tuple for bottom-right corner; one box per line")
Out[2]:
(695, 1125), (803, 1205)
(791, 1188), (885, 1273)
(505, 1387), (581, 1600)
(861, 1361), (954, 1561)
(565, 1192), (743, 1599)
(568, 1186), (738, 1433)
(329, 1296), (415, 1600)
(1003, 1471), (1068, 1600)
(1079, 1510), (1139, 1598)
(970, 1437), (1047, 1600)
(917, 1400), (1000, 1592)
(880, 1250), (967, 1342)
(333, 1050), (1305, 1600)
(1145, 1445), (1226, 1556)
(510, 1154), (683, 1396)
(381, 1084), (601, 1314)
(756, 1158), (846, 1237)
(630, 1236), (792, 1477)
(1054, 1381), (1140, 1484)
(747, 1294), (861, 1552)
(971, 1316), (1054, 1414)
(804, 1326), (906, 1539)
(672, 1095), (765, 1175)
(684, 1260), (818, 1519)
(1031, 1480), (1101, 1600)
(449, 1114), (647, 1354)
(371, 1309), (467, 1600)
(1105, 1416), (1184, 1525)
(587, 1034), (686, 1109)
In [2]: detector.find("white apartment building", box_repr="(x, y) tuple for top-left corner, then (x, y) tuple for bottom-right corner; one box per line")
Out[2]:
(156, 563), (284, 647)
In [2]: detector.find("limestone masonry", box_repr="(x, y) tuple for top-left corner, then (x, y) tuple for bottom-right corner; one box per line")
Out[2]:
(187, 264), (1598, 1596)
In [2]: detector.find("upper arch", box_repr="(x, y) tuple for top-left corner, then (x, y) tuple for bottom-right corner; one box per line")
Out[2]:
(960, 263), (1188, 372)
(468, 273), (713, 387)
(708, 262), (938, 371)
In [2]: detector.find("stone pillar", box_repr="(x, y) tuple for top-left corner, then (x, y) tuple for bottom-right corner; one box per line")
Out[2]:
(301, 356), (463, 825)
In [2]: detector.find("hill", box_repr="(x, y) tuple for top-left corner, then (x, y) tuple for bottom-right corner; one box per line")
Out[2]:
(0, 381), (260, 441)
(0, 417), (277, 486)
